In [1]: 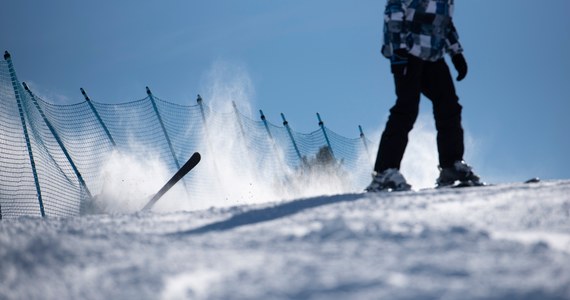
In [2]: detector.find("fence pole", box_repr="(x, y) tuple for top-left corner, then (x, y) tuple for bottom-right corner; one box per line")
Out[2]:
(197, 95), (208, 128)
(358, 125), (372, 162)
(232, 101), (247, 142)
(280, 113), (305, 165)
(260, 110), (278, 154)
(197, 94), (214, 147)
(80, 88), (116, 147)
(316, 113), (335, 159)
(147, 87), (192, 197)
(259, 110), (274, 140)
(146, 87), (180, 169)
(23, 82), (94, 210)
(4, 51), (45, 217)
(260, 110), (295, 184)
(196, 95), (223, 187)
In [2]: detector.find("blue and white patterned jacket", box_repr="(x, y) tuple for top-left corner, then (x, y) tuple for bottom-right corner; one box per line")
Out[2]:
(382, 0), (463, 62)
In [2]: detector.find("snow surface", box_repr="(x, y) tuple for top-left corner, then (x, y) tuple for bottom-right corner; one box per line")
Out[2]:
(1, 180), (570, 300)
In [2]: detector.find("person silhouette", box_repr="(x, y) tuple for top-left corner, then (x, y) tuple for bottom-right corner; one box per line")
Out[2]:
(367, 0), (481, 192)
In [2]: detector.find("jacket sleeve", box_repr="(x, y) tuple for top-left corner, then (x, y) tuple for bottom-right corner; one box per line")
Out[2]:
(384, 0), (408, 51)
(445, 20), (463, 56)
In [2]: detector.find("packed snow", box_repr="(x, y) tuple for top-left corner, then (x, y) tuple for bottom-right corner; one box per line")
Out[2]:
(1, 180), (570, 299)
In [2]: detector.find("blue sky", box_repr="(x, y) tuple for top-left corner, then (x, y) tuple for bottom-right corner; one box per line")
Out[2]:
(1, 0), (569, 183)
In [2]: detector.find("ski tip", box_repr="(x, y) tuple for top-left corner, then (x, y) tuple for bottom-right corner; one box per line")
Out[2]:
(524, 177), (541, 184)
(188, 152), (201, 165)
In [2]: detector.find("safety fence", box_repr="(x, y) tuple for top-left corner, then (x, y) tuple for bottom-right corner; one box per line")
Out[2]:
(0, 52), (374, 218)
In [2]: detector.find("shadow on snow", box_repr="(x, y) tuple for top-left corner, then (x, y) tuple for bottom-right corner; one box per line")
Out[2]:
(172, 193), (367, 236)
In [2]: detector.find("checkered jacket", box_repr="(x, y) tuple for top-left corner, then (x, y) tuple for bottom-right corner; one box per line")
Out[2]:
(382, 0), (463, 62)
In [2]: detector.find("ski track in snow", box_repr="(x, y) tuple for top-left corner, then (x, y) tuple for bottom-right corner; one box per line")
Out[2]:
(1, 180), (570, 299)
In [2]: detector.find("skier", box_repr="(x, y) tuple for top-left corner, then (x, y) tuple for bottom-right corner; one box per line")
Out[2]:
(366, 0), (481, 192)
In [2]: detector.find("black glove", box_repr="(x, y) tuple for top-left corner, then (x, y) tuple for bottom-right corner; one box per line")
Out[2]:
(391, 49), (409, 76)
(451, 53), (467, 81)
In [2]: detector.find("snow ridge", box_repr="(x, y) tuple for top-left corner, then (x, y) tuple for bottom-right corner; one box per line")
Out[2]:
(1, 180), (570, 299)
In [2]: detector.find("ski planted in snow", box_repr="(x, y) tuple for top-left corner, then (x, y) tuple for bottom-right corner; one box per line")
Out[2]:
(141, 152), (201, 211)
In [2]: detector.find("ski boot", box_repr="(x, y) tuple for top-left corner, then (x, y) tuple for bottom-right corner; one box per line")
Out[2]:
(366, 168), (412, 192)
(436, 160), (483, 188)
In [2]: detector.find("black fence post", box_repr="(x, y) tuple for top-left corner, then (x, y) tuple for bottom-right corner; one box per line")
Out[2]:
(359, 125), (371, 162)
(316, 113), (335, 159)
(81, 88), (116, 146)
(280, 113), (304, 165)
(23, 82), (94, 204)
(4, 51), (45, 217)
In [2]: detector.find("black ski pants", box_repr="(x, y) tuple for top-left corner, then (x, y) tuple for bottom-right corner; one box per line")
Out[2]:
(374, 56), (464, 172)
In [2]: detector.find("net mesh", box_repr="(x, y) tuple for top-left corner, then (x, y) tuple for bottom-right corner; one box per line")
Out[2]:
(0, 57), (375, 218)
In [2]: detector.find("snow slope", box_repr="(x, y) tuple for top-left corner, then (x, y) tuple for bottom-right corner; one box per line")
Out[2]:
(1, 180), (570, 299)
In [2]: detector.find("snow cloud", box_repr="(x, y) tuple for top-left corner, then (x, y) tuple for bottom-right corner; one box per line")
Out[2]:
(89, 62), (484, 213)
(190, 60), (361, 210)
(400, 114), (440, 189)
(92, 150), (187, 213)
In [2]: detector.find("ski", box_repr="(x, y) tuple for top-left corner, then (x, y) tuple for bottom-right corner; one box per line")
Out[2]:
(369, 177), (543, 194)
(524, 177), (541, 184)
(439, 177), (541, 189)
(141, 152), (201, 211)
(437, 179), (486, 189)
